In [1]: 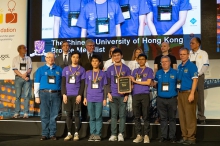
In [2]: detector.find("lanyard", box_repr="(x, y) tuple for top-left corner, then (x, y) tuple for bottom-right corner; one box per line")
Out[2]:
(95, 0), (108, 19)
(69, 65), (80, 76)
(92, 70), (100, 82)
(114, 64), (122, 77)
(69, 0), (82, 11)
(162, 71), (170, 83)
(136, 67), (146, 75)
(159, 0), (171, 6)
(177, 66), (185, 81)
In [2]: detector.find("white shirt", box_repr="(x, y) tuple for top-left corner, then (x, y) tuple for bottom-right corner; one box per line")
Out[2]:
(103, 58), (125, 71)
(12, 55), (32, 75)
(127, 60), (149, 72)
(189, 48), (209, 72)
(87, 52), (93, 59)
(63, 53), (69, 61)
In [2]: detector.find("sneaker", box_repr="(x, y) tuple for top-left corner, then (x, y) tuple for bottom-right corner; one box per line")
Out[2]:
(144, 135), (150, 143)
(88, 134), (95, 141)
(73, 132), (79, 141)
(133, 135), (143, 143)
(13, 113), (20, 118)
(118, 133), (124, 142)
(64, 135), (73, 141)
(94, 135), (101, 141)
(109, 135), (117, 141)
(23, 113), (29, 118)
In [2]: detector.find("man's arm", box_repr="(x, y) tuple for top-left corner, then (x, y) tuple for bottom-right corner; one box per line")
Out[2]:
(188, 78), (198, 102)
(154, 64), (158, 75)
(163, 11), (188, 35)
(53, 16), (60, 38)
(146, 12), (158, 35)
(138, 15), (146, 36)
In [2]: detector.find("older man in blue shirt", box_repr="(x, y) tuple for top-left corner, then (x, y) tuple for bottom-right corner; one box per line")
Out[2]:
(34, 52), (62, 141)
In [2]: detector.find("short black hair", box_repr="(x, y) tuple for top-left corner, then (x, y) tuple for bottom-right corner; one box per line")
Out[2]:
(112, 48), (123, 55)
(194, 37), (201, 46)
(91, 54), (101, 62)
(70, 51), (81, 59)
(138, 53), (148, 60)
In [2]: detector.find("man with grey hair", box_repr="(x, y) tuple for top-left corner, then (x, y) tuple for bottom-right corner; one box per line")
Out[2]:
(34, 52), (62, 141)
(12, 44), (32, 118)
(154, 55), (178, 143)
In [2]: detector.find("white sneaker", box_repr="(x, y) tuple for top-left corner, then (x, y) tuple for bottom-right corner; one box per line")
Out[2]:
(23, 113), (29, 118)
(144, 135), (150, 143)
(108, 135), (117, 141)
(13, 113), (20, 118)
(73, 132), (79, 141)
(133, 135), (143, 143)
(118, 133), (124, 142)
(64, 134), (73, 141)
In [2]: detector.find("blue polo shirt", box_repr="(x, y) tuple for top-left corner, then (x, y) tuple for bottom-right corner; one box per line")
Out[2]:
(35, 64), (62, 90)
(155, 68), (177, 98)
(177, 60), (198, 91)
(147, 0), (192, 35)
(119, 0), (150, 36)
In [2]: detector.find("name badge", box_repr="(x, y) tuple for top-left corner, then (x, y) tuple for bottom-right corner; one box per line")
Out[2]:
(157, 5), (172, 21)
(68, 75), (75, 84)
(20, 63), (27, 71)
(162, 82), (169, 92)
(114, 76), (119, 84)
(96, 18), (109, 35)
(48, 75), (56, 84)
(68, 11), (80, 27)
(136, 74), (143, 82)
(177, 80), (181, 89)
(120, 4), (131, 20)
(91, 81), (99, 89)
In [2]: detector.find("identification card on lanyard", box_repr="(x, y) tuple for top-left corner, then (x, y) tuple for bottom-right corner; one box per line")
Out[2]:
(120, 4), (131, 20)
(68, 11), (80, 27)
(92, 70), (100, 89)
(91, 80), (99, 89)
(136, 74), (143, 82)
(96, 18), (110, 34)
(68, 75), (76, 84)
(177, 80), (181, 89)
(48, 75), (56, 84)
(114, 64), (122, 84)
(162, 82), (169, 91)
(157, 5), (172, 21)
(20, 63), (27, 71)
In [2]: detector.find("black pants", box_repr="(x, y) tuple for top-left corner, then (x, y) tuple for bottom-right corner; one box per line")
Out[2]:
(133, 94), (150, 135)
(157, 96), (177, 139)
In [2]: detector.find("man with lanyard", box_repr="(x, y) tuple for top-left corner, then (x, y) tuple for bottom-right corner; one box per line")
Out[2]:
(146, 0), (192, 35)
(118, 0), (150, 36)
(154, 55), (177, 143)
(107, 48), (131, 142)
(77, 0), (125, 37)
(189, 37), (209, 125)
(62, 51), (85, 141)
(130, 54), (153, 143)
(12, 45), (32, 118)
(177, 48), (198, 145)
(50, 0), (89, 38)
(34, 52), (62, 141)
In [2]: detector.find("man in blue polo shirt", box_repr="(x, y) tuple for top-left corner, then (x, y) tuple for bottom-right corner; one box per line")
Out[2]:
(154, 55), (177, 143)
(34, 52), (62, 141)
(77, 0), (125, 37)
(118, 0), (150, 36)
(50, 0), (90, 38)
(146, 0), (192, 35)
(177, 48), (198, 145)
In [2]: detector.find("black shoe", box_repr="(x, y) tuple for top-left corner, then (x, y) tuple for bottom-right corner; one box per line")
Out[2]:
(40, 136), (48, 141)
(200, 120), (206, 125)
(50, 136), (57, 140)
(159, 137), (167, 142)
(170, 138), (176, 143)
(177, 138), (186, 144)
(183, 140), (196, 145)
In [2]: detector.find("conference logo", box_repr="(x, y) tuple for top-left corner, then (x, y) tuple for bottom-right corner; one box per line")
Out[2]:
(0, 54), (10, 60)
(30, 40), (47, 57)
(190, 18), (197, 25)
(0, 0), (17, 24)
(2, 65), (10, 72)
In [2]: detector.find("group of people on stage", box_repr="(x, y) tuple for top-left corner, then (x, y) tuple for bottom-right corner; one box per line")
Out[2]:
(12, 37), (209, 145)
(49, 0), (192, 38)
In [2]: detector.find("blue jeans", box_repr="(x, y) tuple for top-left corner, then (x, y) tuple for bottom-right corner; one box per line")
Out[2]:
(110, 97), (127, 136)
(87, 102), (103, 136)
(39, 90), (61, 137)
(14, 76), (31, 114)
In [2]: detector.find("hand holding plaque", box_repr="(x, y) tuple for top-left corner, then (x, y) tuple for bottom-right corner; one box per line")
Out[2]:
(118, 77), (131, 94)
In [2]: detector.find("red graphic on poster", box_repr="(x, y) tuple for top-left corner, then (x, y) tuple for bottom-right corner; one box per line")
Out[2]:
(5, 0), (17, 23)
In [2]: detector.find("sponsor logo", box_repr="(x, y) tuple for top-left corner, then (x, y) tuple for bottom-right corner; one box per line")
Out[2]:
(0, 54), (9, 60)
(2, 65), (10, 72)
(190, 18), (197, 24)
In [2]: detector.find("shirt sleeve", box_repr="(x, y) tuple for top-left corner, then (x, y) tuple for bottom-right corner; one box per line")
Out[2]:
(126, 66), (131, 76)
(27, 57), (32, 69)
(62, 67), (66, 77)
(154, 71), (159, 82)
(49, 0), (62, 17)
(114, 3), (125, 25)
(146, 0), (153, 12)
(103, 72), (107, 85)
(85, 71), (89, 85)
(106, 67), (111, 78)
(76, 6), (87, 29)
(180, 0), (192, 11)
(12, 57), (19, 70)
(34, 68), (41, 83)
(139, 0), (150, 15)
(81, 68), (86, 79)
(147, 68), (154, 79)
(190, 64), (198, 79)
(202, 51), (209, 66)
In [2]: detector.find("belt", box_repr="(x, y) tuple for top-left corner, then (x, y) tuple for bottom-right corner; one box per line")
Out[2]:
(179, 90), (191, 93)
(15, 75), (30, 77)
(41, 89), (61, 93)
(158, 96), (177, 99)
